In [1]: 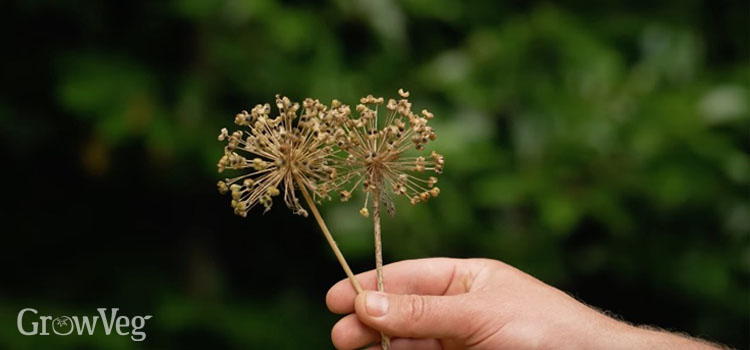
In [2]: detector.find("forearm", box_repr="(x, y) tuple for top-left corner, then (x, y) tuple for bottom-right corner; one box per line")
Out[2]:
(582, 313), (727, 350)
(624, 325), (727, 350)
(542, 299), (725, 350)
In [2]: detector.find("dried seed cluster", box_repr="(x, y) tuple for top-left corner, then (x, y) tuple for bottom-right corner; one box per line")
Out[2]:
(324, 89), (444, 216)
(216, 90), (444, 218)
(216, 95), (339, 217)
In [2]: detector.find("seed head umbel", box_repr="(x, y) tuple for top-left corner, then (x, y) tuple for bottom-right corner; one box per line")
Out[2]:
(324, 89), (444, 215)
(216, 95), (341, 217)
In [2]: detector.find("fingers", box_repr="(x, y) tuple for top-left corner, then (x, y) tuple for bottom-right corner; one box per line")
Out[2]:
(354, 291), (476, 339)
(331, 314), (379, 350)
(362, 338), (442, 350)
(332, 313), (443, 350)
(327, 258), (467, 314)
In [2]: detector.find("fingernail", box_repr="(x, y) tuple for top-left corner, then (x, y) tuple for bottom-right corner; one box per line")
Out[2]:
(365, 292), (389, 317)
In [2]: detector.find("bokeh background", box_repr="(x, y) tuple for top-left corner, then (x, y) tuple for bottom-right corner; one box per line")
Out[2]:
(1, 0), (748, 349)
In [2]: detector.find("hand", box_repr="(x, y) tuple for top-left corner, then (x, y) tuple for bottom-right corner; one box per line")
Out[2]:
(326, 258), (722, 350)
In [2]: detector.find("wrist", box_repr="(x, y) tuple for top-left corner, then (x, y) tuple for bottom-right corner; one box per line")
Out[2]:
(544, 307), (640, 350)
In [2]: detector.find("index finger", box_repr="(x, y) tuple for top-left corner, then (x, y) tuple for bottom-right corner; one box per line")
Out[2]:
(326, 257), (470, 314)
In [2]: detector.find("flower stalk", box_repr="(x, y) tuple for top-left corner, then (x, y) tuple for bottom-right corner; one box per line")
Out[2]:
(372, 187), (390, 349)
(295, 175), (363, 294)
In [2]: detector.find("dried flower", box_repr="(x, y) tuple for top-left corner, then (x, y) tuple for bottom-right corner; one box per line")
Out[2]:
(325, 89), (444, 214)
(215, 94), (364, 295)
(216, 95), (340, 218)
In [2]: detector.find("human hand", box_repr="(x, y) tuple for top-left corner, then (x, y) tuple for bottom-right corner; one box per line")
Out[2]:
(326, 258), (721, 350)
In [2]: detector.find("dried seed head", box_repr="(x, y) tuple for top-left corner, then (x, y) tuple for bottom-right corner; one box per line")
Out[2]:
(321, 89), (444, 215)
(216, 95), (341, 218)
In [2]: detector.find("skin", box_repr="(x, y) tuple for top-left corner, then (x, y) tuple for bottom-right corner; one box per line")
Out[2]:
(326, 258), (724, 350)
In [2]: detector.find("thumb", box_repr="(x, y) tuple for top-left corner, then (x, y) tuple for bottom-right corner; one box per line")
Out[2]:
(354, 291), (475, 339)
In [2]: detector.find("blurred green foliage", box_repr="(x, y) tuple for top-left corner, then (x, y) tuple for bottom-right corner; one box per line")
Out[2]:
(1, 0), (747, 349)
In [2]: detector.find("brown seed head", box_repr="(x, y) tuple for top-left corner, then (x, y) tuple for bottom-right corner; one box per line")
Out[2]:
(321, 89), (444, 215)
(216, 95), (342, 217)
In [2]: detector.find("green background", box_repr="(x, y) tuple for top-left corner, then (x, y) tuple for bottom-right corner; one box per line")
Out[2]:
(0, 0), (747, 349)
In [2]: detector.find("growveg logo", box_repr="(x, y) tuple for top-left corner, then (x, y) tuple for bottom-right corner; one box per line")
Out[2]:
(17, 308), (152, 341)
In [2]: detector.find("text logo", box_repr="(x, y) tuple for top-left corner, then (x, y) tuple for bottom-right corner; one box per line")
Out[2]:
(17, 308), (152, 341)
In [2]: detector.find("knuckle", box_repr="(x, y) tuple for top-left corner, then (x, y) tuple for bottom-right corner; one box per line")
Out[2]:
(403, 294), (427, 325)
(471, 257), (499, 268)
(470, 258), (505, 274)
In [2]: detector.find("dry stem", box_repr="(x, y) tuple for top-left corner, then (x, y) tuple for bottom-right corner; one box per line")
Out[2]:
(295, 176), (363, 294)
(373, 188), (391, 350)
